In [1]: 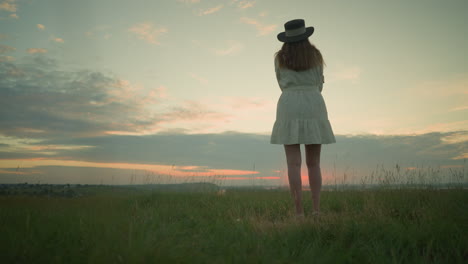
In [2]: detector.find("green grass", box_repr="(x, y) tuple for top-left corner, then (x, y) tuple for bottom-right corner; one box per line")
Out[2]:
(0, 187), (467, 263)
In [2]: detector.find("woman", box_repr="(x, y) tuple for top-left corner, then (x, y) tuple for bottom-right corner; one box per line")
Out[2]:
(271, 19), (336, 217)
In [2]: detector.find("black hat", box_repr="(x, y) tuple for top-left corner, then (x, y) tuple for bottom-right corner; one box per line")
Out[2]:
(277, 19), (314, 43)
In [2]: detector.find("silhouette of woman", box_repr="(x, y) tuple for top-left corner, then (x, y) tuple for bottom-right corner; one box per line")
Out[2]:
(271, 19), (336, 217)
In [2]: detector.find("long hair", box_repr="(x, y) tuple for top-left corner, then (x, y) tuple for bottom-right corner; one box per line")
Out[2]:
(275, 39), (325, 71)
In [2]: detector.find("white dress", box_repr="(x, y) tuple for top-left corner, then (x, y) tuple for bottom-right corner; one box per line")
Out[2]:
(270, 57), (336, 145)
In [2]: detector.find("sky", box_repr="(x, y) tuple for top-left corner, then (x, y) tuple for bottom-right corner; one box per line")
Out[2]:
(0, 0), (467, 186)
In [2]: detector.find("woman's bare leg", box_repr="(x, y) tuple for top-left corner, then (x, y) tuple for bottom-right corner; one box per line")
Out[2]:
(305, 144), (322, 213)
(284, 144), (303, 216)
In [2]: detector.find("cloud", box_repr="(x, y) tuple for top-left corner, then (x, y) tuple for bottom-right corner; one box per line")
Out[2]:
(240, 17), (277, 36)
(26, 48), (47, 54)
(0, 159), (258, 178)
(0, 44), (15, 53)
(0, 134), (95, 155)
(409, 75), (468, 97)
(128, 22), (168, 45)
(223, 96), (269, 109)
(214, 40), (243, 56)
(9, 13), (17, 19)
(177, 0), (200, 3)
(188, 72), (208, 84)
(85, 25), (112, 39)
(53, 37), (64, 43)
(0, 55), (230, 139)
(448, 105), (468, 112)
(197, 5), (223, 16)
(155, 85), (168, 99)
(37, 24), (45, 30)
(0, 56), (14, 62)
(192, 39), (243, 56)
(237, 0), (255, 9)
(163, 100), (229, 122)
(0, 55), (159, 139)
(0, 0), (16, 12)
(1, 131), (466, 185)
(329, 65), (362, 83)
(412, 121), (468, 135)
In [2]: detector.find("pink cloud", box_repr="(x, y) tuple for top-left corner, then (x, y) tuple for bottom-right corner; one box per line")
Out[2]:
(162, 100), (230, 122)
(0, 169), (43, 175)
(26, 48), (47, 54)
(128, 22), (168, 45)
(0, 0), (16, 12)
(177, 0), (200, 3)
(214, 41), (243, 56)
(448, 105), (468, 112)
(189, 72), (209, 84)
(197, 5), (223, 16)
(240, 17), (277, 36)
(412, 120), (468, 135)
(223, 96), (269, 109)
(237, 1), (255, 9)
(0, 159), (258, 178)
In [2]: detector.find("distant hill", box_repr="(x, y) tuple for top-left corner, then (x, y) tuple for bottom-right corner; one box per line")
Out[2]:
(126, 182), (220, 192)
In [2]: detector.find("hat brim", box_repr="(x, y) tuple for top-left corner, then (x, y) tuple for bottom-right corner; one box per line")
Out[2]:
(277, 27), (314, 43)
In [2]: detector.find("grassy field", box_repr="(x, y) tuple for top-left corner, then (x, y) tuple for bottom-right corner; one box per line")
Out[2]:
(0, 186), (467, 263)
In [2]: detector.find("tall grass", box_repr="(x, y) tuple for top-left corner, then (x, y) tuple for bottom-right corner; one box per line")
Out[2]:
(0, 161), (466, 263)
(0, 187), (466, 263)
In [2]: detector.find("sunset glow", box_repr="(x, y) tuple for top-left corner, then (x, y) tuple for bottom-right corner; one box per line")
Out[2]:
(0, 0), (466, 185)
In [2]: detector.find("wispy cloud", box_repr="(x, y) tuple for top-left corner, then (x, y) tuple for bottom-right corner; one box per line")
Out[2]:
(53, 37), (64, 43)
(240, 17), (277, 36)
(128, 22), (168, 45)
(440, 131), (468, 144)
(452, 152), (468, 160)
(223, 96), (269, 109)
(409, 75), (468, 97)
(448, 105), (468, 112)
(214, 40), (243, 56)
(412, 121), (468, 135)
(36, 24), (45, 30)
(177, 0), (200, 3)
(236, 0), (255, 9)
(329, 66), (362, 83)
(0, 0), (16, 12)
(197, 4), (223, 16)
(0, 55), (14, 62)
(26, 48), (47, 54)
(9, 13), (17, 19)
(85, 25), (112, 39)
(0, 138), (95, 155)
(0, 159), (259, 178)
(0, 44), (15, 53)
(163, 100), (228, 122)
(189, 72), (208, 84)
